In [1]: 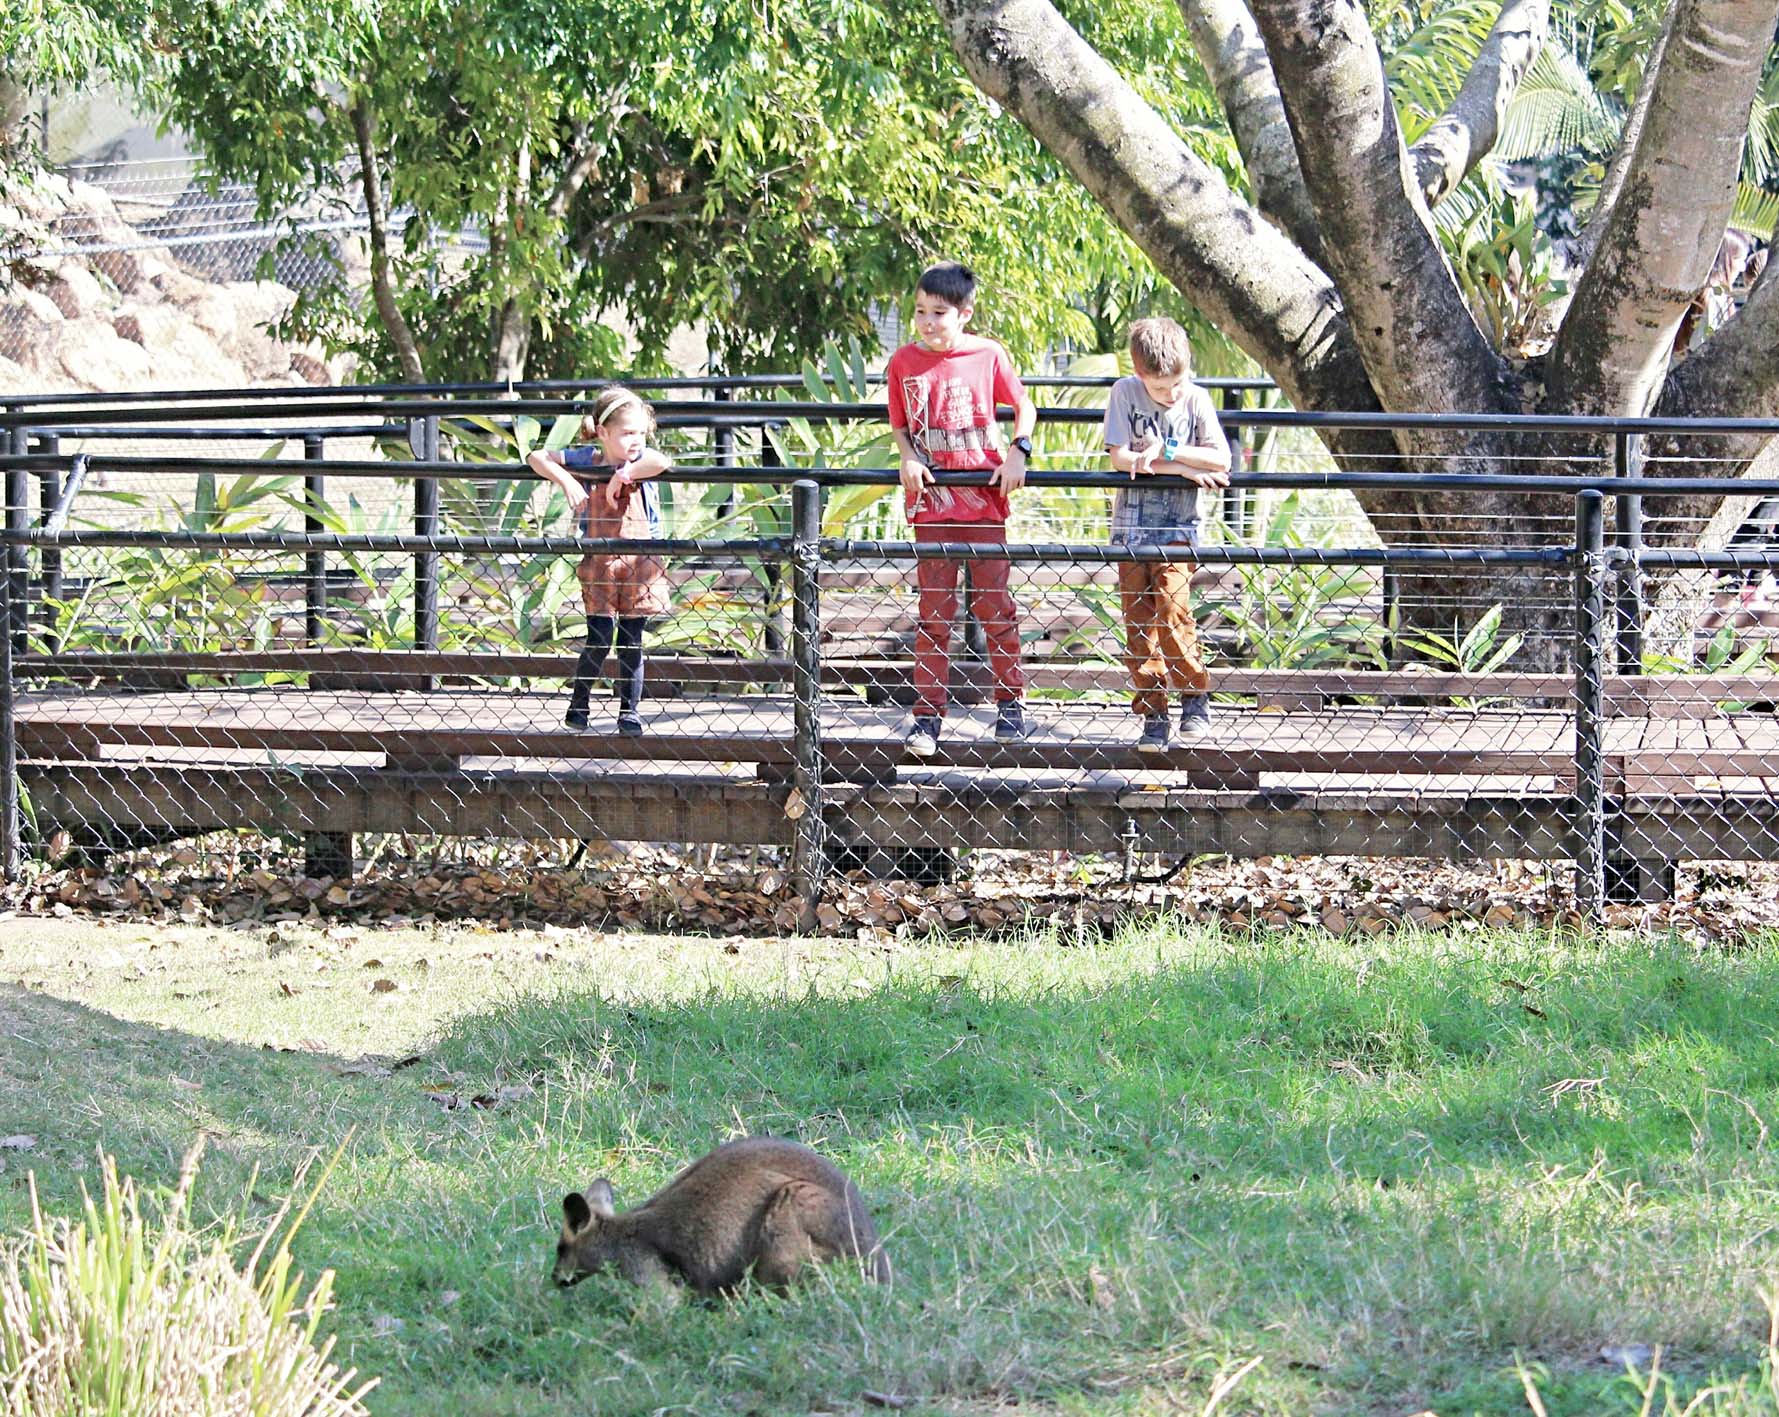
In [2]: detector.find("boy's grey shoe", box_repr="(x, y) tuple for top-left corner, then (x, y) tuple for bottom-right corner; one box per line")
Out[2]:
(993, 700), (1032, 741)
(1178, 693), (1212, 739)
(905, 716), (941, 758)
(1137, 714), (1171, 754)
(616, 711), (644, 737)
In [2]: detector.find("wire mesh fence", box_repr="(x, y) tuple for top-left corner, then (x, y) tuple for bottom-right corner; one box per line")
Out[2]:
(2, 390), (1778, 934)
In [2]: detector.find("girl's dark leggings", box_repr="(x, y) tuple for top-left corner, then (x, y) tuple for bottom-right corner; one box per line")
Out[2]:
(567, 614), (644, 714)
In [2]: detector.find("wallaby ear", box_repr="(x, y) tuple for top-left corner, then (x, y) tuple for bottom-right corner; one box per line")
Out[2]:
(562, 1192), (592, 1230)
(585, 1178), (617, 1220)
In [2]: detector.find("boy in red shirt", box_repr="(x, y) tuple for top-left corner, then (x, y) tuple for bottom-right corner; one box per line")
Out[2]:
(887, 262), (1039, 757)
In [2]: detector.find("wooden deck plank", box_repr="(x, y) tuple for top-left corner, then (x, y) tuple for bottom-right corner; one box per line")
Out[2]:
(13, 686), (1775, 793)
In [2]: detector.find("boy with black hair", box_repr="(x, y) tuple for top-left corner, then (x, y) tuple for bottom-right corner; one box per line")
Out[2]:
(887, 261), (1039, 758)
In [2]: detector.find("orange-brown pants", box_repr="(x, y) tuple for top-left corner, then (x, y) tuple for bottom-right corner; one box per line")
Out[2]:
(1118, 548), (1209, 716)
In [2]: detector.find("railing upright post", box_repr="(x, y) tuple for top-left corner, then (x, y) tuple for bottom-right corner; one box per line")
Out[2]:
(33, 432), (61, 636)
(761, 424), (786, 655)
(0, 534), (14, 885)
(1613, 430), (1646, 672)
(714, 381), (736, 520)
(789, 479), (826, 931)
(7, 427), (29, 656)
(304, 435), (328, 645)
(1573, 488), (1608, 922)
(1218, 386), (1249, 539)
(411, 415), (441, 687)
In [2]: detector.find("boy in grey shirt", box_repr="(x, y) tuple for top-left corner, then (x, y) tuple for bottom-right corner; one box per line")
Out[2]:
(1101, 318), (1231, 750)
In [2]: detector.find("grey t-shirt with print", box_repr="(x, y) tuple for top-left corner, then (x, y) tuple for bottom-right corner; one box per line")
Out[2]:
(1101, 378), (1229, 546)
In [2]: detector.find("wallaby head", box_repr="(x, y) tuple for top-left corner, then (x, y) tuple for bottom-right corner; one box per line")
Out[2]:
(553, 1179), (619, 1288)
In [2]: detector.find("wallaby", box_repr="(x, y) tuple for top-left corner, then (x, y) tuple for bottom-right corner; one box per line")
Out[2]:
(553, 1137), (891, 1295)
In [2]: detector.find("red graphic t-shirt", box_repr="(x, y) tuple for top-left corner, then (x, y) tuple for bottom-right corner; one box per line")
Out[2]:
(885, 334), (1026, 526)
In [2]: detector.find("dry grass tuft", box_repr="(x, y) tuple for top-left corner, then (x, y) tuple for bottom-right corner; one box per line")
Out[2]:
(0, 1137), (375, 1416)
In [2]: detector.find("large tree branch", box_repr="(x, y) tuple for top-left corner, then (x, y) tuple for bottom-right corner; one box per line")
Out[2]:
(1176, 0), (1321, 263)
(350, 96), (425, 383)
(1247, 0), (1511, 415)
(1408, 0), (1549, 207)
(1544, 0), (1778, 416)
(930, 0), (1382, 427)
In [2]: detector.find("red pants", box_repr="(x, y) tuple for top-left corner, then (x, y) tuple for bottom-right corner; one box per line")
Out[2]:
(1119, 549), (1209, 715)
(913, 522), (1025, 717)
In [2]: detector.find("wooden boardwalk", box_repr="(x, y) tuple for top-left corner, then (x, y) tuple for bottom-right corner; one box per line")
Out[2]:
(15, 683), (1779, 886)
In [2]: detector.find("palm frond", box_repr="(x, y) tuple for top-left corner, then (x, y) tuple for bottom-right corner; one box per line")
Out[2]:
(1494, 46), (1620, 159)
(1729, 181), (1779, 238)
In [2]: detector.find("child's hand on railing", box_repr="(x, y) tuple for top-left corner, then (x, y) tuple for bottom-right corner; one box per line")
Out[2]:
(1180, 465), (1231, 490)
(605, 468), (634, 509)
(899, 457), (935, 504)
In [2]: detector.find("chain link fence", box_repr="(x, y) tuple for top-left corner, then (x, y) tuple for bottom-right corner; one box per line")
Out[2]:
(2, 388), (1777, 933)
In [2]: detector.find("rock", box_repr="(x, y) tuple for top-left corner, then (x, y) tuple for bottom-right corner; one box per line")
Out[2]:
(42, 263), (108, 319)
(108, 304), (245, 386)
(0, 289), (64, 372)
(57, 318), (154, 387)
(288, 349), (330, 384)
(187, 290), (239, 343)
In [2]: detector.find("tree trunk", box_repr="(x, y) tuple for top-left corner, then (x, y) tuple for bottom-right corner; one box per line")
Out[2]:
(933, 0), (1779, 671)
(350, 96), (425, 384)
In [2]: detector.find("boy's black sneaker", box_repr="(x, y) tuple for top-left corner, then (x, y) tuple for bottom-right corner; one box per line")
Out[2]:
(905, 716), (941, 758)
(1178, 693), (1212, 739)
(616, 711), (644, 737)
(994, 700), (1032, 742)
(564, 706), (591, 731)
(1137, 714), (1171, 754)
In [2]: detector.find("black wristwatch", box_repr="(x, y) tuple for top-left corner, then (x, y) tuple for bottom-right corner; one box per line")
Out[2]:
(1010, 435), (1034, 457)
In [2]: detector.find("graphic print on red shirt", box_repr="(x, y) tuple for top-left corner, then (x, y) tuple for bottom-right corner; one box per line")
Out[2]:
(886, 334), (1026, 525)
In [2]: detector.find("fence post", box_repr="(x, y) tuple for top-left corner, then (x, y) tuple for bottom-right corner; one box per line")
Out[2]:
(304, 434), (328, 645)
(1613, 431), (1645, 673)
(411, 415), (441, 689)
(1573, 488), (1608, 922)
(789, 478), (826, 931)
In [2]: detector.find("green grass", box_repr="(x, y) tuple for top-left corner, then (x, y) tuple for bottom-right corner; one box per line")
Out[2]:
(5, 916), (1779, 1414)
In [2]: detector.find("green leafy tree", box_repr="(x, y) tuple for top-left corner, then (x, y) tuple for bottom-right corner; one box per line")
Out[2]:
(124, 0), (1239, 380)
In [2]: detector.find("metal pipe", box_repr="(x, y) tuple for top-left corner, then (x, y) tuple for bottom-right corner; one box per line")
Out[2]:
(789, 479), (826, 931)
(0, 373), (1277, 412)
(8, 452), (1779, 500)
(1573, 489), (1608, 922)
(42, 452), (88, 535)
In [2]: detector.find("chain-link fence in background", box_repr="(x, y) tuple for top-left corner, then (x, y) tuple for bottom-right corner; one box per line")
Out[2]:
(2, 387), (1777, 932)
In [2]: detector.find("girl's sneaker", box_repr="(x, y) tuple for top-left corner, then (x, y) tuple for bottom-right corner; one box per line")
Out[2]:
(905, 716), (941, 757)
(1137, 714), (1171, 753)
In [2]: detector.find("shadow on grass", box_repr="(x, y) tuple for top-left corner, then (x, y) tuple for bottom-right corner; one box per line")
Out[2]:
(7, 935), (1779, 1416)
